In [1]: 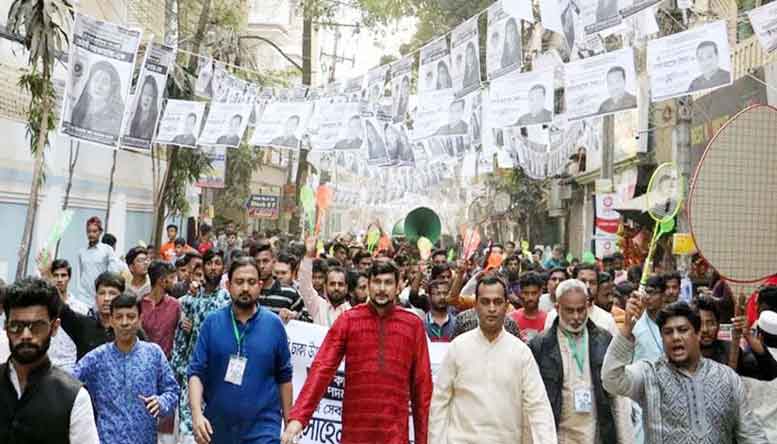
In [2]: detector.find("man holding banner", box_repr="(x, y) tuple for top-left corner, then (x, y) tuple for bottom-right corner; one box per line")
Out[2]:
(281, 261), (432, 444)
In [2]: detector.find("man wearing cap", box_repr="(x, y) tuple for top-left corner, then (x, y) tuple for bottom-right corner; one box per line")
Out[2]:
(743, 310), (777, 443)
(74, 216), (124, 307)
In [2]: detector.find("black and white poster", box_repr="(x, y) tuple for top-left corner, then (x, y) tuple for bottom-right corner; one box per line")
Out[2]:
(343, 76), (364, 103)
(364, 65), (390, 118)
(384, 123), (414, 166)
(647, 21), (732, 101)
(198, 103), (252, 148)
(311, 99), (363, 151)
(60, 13), (142, 148)
(565, 47), (637, 121)
(489, 68), (555, 128)
(195, 58), (214, 98)
(155, 100), (207, 148)
(364, 117), (388, 165)
(749, 2), (777, 53)
(504, 0), (536, 22)
(120, 43), (174, 151)
(389, 56), (414, 123)
(487, 2), (523, 79)
(469, 91), (483, 147)
(542, 0), (581, 53)
(250, 101), (314, 149)
(451, 17), (481, 98)
(582, 0), (622, 34)
(619, 0), (662, 20)
(211, 63), (230, 103)
(419, 37), (452, 93)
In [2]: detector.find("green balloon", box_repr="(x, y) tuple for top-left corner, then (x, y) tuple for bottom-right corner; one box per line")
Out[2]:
(582, 251), (596, 264)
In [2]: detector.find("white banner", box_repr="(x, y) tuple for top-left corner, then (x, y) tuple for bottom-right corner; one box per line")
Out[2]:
(120, 43), (175, 151)
(565, 47), (637, 121)
(749, 3), (777, 53)
(60, 13), (142, 148)
(451, 17), (482, 98)
(251, 101), (314, 149)
(487, 2), (523, 79)
(155, 100), (207, 148)
(489, 68), (555, 129)
(285, 320), (449, 444)
(198, 103), (252, 148)
(647, 21), (732, 102)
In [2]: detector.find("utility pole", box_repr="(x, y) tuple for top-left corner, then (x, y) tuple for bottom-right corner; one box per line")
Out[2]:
(675, 96), (692, 233)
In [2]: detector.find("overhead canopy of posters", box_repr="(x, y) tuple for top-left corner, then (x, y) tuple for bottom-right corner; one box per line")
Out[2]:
(565, 47), (638, 121)
(196, 146), (227, 188)
(250, 101), (314, 149)
(487, 2), (523, 79)
(198, 103), (252, 148)
(647, 20), (732, 102)
(120, 43), (175, 151)
(60, 13), (142, 148)
(451, 17), (482, 98)
(155, 100), (207, 148)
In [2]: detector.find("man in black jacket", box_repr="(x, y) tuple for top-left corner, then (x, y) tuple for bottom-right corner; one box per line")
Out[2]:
(529, 278), (631, 443)
(0, 277), (99, 443)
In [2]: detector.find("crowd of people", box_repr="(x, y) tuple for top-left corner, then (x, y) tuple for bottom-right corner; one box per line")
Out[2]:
(1, 215), (777, 444)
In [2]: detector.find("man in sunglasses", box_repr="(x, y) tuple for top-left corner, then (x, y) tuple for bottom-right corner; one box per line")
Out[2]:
(0, 277), (99, 443)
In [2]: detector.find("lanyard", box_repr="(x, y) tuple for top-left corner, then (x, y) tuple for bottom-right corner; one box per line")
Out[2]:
(564, 329), (587, 375)
(230, 309), (248, 356)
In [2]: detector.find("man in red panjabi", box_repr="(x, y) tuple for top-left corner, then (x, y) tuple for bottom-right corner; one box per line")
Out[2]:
(281, 261), (432, 444)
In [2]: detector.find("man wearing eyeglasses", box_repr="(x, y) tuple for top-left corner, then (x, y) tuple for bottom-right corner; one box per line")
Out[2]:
(0, 277), (100, 444)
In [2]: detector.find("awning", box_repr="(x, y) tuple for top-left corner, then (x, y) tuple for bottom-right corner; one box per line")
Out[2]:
(615, 192), (654, 226)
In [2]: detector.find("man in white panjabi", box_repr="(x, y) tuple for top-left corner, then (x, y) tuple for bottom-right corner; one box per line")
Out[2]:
(429, 275), (557, 444)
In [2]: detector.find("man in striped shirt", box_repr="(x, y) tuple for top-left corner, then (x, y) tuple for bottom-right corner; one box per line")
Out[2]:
(250, 243), (304, 322)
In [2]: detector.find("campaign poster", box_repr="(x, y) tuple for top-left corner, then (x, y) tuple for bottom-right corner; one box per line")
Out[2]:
(60, 13), (142, 148)
(194, 57), (214, 98)
(541, 0), (582, 53)
(450, 17), (482, 98)
(211, 63), (230, 103)
(312, 99), (363, 151)
(647, 20), (732, 102)
(510, 128), (550, 179)
(489, 68), (555, 129)
(582, 0), (622, 35)
(389, 56), (414, 123)
(419, 38), (452, 93)
(384, 123), (414, 166)
(504, 0), (535, 22)
(198, 103), (252, 148)
(343, 75), (364, 103)
(469, 91), (483, 147)
(546, 114), (586, 176)
(120, 43), (174, 151)
(595, 192), (620, 258)
(196, 146), (226, 188)
(749, 2), (777, 53)
(364, 65), (390, 118)
(487, 2), (523, 79)
(364, 117), (389, 165)
(565, 47), (638, 121)
(619, 0), (662, 20)
(154, 100), (206, 148)
(250, 101), (314, 149)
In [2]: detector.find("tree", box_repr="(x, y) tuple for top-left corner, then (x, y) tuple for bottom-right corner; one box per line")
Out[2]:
(213, 143), (261, 226)
(8, 0), (72, 279)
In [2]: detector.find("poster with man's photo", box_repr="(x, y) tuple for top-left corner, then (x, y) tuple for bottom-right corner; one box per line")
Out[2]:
(250, 101), (314, 149)
(749, 2), (777, 53)
(582, 0), (622, 35)
(364, 117), (389, 165)
(155, 100), (207, 148)
(311, 101), (363, 151)
(487, 2), (523, 79)
(419, 37), (452, 93)
(489, 68), (555, 128)
(198, 103), (252, 148)
(120, 43), (174, 151)
(60, 13), (142, 148)
(389, 56), (414, 123)
(451, 17), (482, 98)
(195, 58), (214, 98)
(647, 21), (732, 102)
(363, 65), (390, 119)
(564, 47), (637, 121)
(195, 146), (227, 188)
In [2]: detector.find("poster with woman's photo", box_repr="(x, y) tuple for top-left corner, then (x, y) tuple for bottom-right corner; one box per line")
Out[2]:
(155, 100), (206, 148)
(451, 17), (482, 98)
(582, 0), (622, 35)
(487, 2), (523, 79)
(384, 123), (415, 166)
(419, 37), (452, 93)
(748, 2), (777, 53)
(647, 21), (732, 101)
(564, 47), (637, 121)
(60, 13), (142, 148)
(311, 101), (362, 151)
(195, 58), (214, 98)
(489, 68), (555, 128)
(195, 146), (226, 188)
(364, 65), (390, 119)
(250, 101), (314, 149)
(389, 56), (414, 123)
(364, 117), (389, 165)
(120, 43), (174, 151)
(198, 103), (252, 148)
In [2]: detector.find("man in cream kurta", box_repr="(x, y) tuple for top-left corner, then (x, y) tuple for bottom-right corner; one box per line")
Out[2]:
(429, 275), (557, 444)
